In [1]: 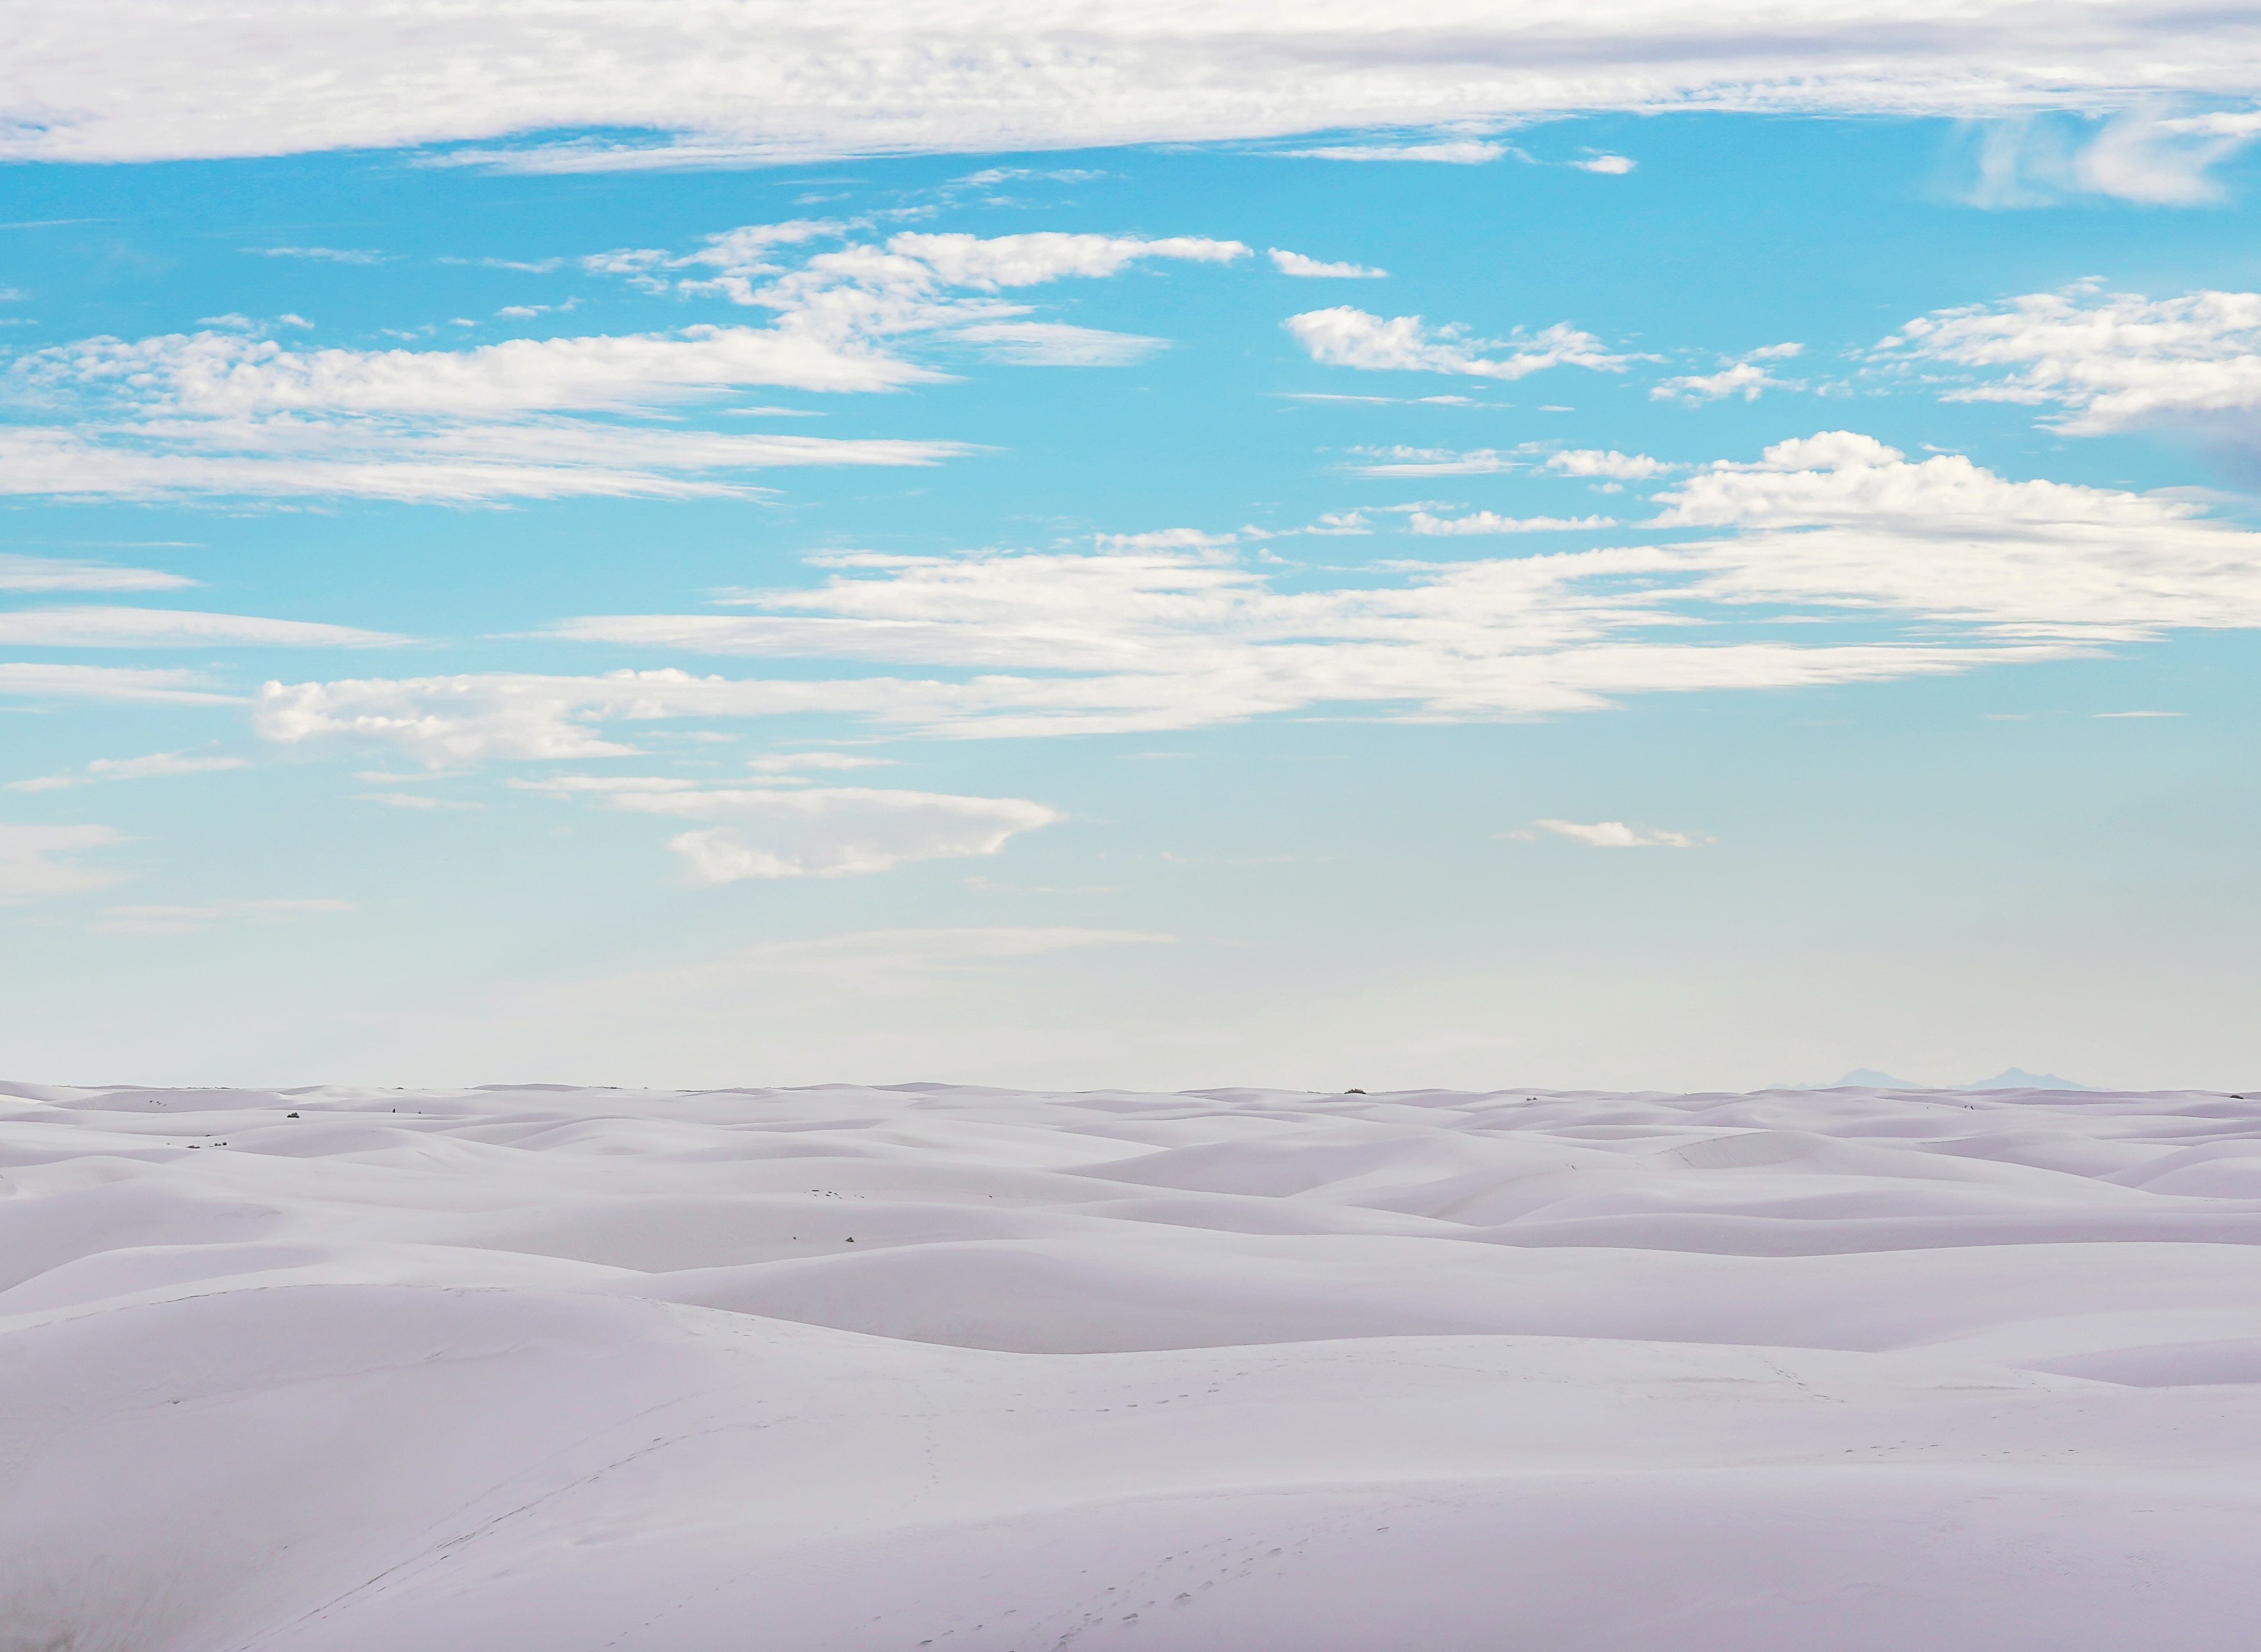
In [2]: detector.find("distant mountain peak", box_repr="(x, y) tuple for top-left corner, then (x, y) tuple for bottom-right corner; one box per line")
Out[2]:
(1965, 1067), (2092, 1091)
(1827, 1068), (1923, 1090)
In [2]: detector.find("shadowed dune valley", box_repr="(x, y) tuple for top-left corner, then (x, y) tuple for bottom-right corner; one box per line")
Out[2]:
(5, 1080), (2260, 1650)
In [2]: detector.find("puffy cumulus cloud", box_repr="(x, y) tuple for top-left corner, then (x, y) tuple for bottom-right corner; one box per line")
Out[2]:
(7, 750), (248, 793)
(1269, 250), (1388, 279)
(2, 226), (1259, 501)
(1526, 818), (1707, 848)
(1287, 308), (1633, 380)
(0, 606), (401, 649)
(1652, 343), (1805, 405)
(93, 897), (353, 935)
(1879, 285), (2261, 436)
(0, 823), (129, 904)
(14, 5), (2259, 167)
(1407, 511), (1619, 534)
(0, 552), (192, 593)
(515, 777), (1062, 881)
(1571, 154), (1637, 174)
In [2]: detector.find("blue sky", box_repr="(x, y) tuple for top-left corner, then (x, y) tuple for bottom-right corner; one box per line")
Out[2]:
(4, 95), (2260, 1089)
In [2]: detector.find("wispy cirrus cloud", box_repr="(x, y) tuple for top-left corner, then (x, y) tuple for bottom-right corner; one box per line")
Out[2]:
(1281, 139), (1509, 164)
(6, 4), (2259, 169)
(0, 662), (237, 705)
(7, 750), (248, 793)
(241, 245), (390, 263)
(1407, 511), (1619, 534)
(1347, 445), (1528, 476)
(0, 552), (193, 592)
(1522, 818), (1708, 847)
(1959, 106), (2261, 208)
(514, 774), (1062, 882)
(0, 823), (129, 904)
(246, 430), (2261, 763)
(0, 606), (401, 648)
(2, 226), (1260, 501)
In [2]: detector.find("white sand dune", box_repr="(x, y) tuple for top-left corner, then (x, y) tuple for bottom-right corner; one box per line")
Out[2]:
(3, 1080), (2257, 1650)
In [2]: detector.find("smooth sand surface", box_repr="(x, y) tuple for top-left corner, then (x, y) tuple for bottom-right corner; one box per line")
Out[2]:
(4, 1079), (2258, 1650)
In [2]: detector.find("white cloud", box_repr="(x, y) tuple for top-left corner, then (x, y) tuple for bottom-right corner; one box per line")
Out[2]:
(952, 321), (1167, 366)
(1279, 392), (1481, 407)
(252, 429), (2261, 758)
(743, 750), (893, 778)
(1269, 249), (1388, 279)
(1961, 107), (2261, 208)
(1348, 445), (1527, 476)
(0, 552), (193, 592)
(0, 424), (965, 505)
(1286, 307), (1632, 380)
(520, 777), (1062, 881)
(6, 750), (248, 793)
(3, 227), (1256, 501)
(356, 791), (485, 810)
(887, 231), (1247, 288)
(1527, 818), (1707, 847)
(1572, 154), (1637, 174)
(7, 6), (2259, 168)
(93, 896), (353, 934)
(1879, 285), (2261, 436)
(1653, 343), (1804, 404)
(1408, 511), (1619, 534)
(15, 323), (938, 415)
(0, 823), (128, 904)
(0, 606), (401, 648)
(1091, 528), (1240, 554)
(243, 245), (386, 263)
(1546, 448), (1675, 480)
(1282, 140), (1509, 164)
(0, 662), (237, 704)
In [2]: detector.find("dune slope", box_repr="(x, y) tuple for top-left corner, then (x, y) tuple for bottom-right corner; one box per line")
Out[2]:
(2, 1079), (2257, 1650)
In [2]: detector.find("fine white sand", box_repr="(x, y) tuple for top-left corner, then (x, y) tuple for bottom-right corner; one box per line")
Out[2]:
(4, 1079), (2258, 1650)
